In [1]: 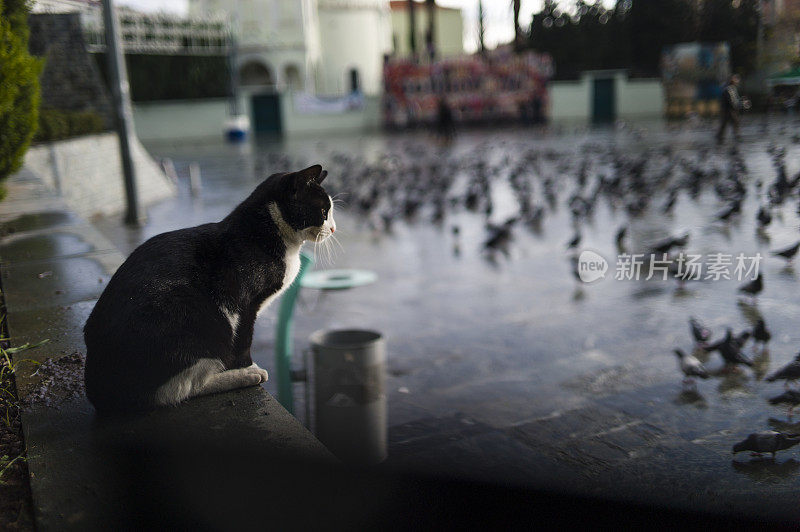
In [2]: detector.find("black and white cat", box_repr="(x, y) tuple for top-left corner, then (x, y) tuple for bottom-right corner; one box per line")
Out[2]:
(84, 165), (336, 412)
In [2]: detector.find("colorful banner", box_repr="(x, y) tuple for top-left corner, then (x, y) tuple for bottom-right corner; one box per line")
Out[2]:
(382, 48), (553, 127)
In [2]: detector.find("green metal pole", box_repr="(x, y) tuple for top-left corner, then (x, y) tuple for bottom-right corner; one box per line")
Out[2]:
(275, 252), (313, 413)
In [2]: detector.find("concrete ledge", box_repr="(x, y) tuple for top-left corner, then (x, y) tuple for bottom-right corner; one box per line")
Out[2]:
(0, 169), (335, 530)
(22, 133), (177, 219)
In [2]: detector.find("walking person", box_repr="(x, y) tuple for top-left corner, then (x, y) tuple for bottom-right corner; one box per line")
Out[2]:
(436, 96), (456, 144)
(716, 74), (750, 143)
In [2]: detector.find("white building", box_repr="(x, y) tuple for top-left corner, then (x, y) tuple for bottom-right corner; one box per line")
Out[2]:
(33, 0), (231, 56)
(31, 0), (99, 14)
(190, 0), (393, 96)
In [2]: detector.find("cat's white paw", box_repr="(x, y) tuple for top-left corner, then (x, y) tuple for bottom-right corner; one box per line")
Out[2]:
(247, 363), (269, 383)
(242, 372), (263, 386)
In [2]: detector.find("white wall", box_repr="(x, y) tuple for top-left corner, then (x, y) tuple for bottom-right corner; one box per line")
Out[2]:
(133, 98), (238, 141)
(280, 94), (382, 137)
(549, 79), (590, 122)
(317, 6), (391, 96)
(132, 94), (379, 140)
(549, 74), (664, 123)
(191, 0), (393, 98)
(617, 79), (664, 118)
(191, 0), (305, 50)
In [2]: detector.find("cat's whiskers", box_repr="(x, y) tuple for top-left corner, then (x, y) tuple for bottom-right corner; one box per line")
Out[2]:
(324, 229), (344, 265)
(325, 229), (338, 266)
(312, 231), (322, 265)
(331, 193), (349, 209)
(322, 231), (333, 267)
(328, 232), (345, 256)
(312, 229), (333, 268)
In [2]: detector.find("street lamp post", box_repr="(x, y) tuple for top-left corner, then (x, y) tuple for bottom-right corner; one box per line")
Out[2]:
(756, 0), (766, 95)
(102, 0), (142, 226)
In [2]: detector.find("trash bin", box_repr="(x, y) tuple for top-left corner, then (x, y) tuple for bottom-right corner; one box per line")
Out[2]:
(310, 329), (386, 465)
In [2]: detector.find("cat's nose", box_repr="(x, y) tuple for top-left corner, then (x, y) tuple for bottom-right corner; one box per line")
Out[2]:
(331, 225), (335, 233)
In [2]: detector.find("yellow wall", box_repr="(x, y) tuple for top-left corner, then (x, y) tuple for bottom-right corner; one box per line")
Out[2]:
(391, 6), (464, 58)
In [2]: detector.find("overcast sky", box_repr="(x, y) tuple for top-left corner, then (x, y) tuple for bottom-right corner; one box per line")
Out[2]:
(116, 0), (561, 52)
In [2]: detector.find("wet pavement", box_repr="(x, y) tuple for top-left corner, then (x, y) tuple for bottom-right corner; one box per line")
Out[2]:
(91, 117), (800, 520)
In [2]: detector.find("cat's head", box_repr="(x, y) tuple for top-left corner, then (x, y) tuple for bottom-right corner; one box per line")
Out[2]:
(261, 164), (336, 244)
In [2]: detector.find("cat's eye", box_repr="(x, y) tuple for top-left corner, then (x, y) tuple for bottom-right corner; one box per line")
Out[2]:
(321, 208), (328, 218)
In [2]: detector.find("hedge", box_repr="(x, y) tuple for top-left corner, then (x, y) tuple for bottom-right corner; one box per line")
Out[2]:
(0, 0), (42, 190)
(34, 109), (107, 142)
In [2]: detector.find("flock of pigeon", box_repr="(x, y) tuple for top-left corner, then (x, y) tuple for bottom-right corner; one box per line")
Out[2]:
(680, 314), (800, 459)
(259, 129), (800, 461)
(660, 144), (800, 461)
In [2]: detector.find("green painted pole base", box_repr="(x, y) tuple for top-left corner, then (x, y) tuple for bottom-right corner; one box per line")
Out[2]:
(275, 252), (313, 413)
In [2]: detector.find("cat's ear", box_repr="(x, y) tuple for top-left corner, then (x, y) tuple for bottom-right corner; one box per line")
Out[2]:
(294, 164), (326, 185)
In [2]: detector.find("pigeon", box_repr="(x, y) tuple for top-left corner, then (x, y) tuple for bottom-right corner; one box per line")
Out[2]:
(569, 256), (582, 283)
(752, 319), (771, 350)
(771, 241), (800, 263)
(483, 219), (516, 257)
(688, 317), (712, 347)
(732, 431), (800, 458)
(566, 232), (582, 250)
(734, 330), (751, 350)
(707, 328), (754, 368)
(615, 226), (627, 250)
(674, 349), (709, 383)
(756, 205), (772, 227)
(662, 193), (677, 214)
(738, 274), (763, 298)
(766, 353), (800, 389)
(650, 233), (689, 255)
(715, 201), (741, 221)
(769, 390), (800, 416)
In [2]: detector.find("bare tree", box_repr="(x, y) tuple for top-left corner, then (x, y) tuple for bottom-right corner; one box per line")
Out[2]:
(512, 0), (522, 51)
(478, 0), (486, 54)
(426, 0), (436, 60)
(408, 0), (417, 58)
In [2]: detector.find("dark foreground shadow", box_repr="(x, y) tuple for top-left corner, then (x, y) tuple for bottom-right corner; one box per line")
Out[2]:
(732, 458), (800, 481)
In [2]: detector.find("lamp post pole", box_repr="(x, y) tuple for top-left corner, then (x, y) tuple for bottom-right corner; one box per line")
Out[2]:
(102, 0), (142, 226)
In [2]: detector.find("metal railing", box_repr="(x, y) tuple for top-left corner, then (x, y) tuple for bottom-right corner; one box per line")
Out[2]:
(82, 9), (231, 55)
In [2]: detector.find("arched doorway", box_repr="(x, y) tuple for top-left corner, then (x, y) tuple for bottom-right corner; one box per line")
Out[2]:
(239, 61), (274, 87)
(239, 60), (281, 135)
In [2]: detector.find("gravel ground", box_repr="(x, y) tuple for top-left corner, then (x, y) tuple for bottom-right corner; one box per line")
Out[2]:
(24, 351), (86, 409)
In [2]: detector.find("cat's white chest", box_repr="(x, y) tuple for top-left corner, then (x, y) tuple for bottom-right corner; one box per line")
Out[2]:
(257, 247), (301, 316)
(282, 249), (301, 286)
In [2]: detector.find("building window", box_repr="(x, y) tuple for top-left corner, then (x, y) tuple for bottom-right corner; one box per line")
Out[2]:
(349, 68), (360, 94)
(284, 64), (302, 91)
